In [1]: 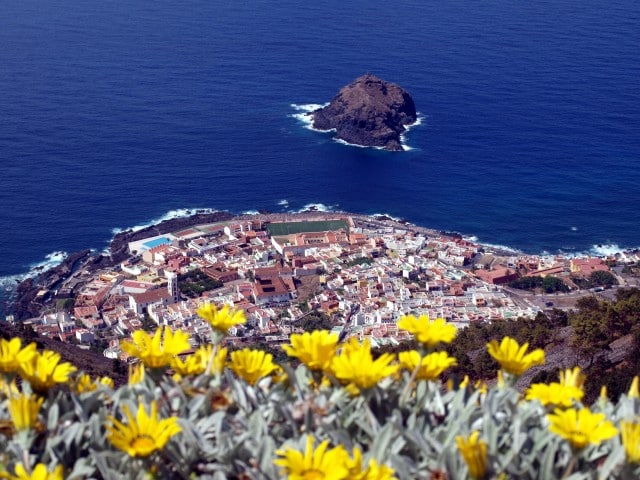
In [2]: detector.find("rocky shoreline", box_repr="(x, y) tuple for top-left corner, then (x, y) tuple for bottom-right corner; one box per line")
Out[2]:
(11, 211), (235, 320)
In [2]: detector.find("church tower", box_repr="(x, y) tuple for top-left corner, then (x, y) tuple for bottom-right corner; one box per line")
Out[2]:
(166, 271), (179, 303)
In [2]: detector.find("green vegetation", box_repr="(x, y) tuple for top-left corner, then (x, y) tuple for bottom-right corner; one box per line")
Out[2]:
(573, 270), (619, 290)
(344, 256), (373, 267)
(622, 261), (640, 275)
(55, 297), (75, 311)
(373, 288), (640, 404)
(297, 310), (333, 332)
(266, 219), (349, 236)
(509, 275), (570, 293)
(178, 269), (223, 298)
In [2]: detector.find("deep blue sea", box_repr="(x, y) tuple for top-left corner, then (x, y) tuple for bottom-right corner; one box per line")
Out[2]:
(1, 0), (639, 312)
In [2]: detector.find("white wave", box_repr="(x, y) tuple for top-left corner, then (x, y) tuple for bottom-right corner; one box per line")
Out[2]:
(292, 203), (339, 213)
(399, 113), (424, 151)
(277, 199), (289, 207)
(111, 208), (220, 235)
(372, 212), (403, 222)
(589, 244), (625, 257)
(571, 226), (578, 231)
(463, 235), (479, 243)
(333, 138), (381, 149)
(290, 103), (330, 131)
(242, 210), (260, 215)
(0, 251), (69, 293)
(290, 103), (328, 113)
(478, 242), (523, 254)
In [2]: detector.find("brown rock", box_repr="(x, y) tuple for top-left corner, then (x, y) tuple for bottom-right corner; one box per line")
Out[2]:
(311, 73), (417, 151)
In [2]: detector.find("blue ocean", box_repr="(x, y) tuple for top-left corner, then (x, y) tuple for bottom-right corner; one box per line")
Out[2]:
(1, 0), (639, 311)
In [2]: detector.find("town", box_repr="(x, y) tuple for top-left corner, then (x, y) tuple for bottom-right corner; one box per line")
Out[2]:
(8, 213), (640, 362)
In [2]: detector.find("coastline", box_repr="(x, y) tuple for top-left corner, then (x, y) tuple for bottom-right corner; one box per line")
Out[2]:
(7, 208), (639, 322)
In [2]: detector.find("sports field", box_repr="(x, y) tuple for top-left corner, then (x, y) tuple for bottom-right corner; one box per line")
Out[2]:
(266, 219), (349, 236)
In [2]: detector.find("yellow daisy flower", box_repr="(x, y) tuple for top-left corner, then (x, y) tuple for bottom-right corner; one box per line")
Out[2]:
(74, 373), (114, 393)
(621, 421), (640, 463)
(197, 303), (246, 334)
(282, 330), (340, 371)
(8, 393), (44, 431)
(99, 376), (115, 389)
(599, 385), (609, 401)
(398, 350), (457, 382)
(274, 435), (350, 480)
(128, 363), (145, 385)
(397, 314), (456, 348)
(486, 337), (545, 376)
(558, 366), (586, 390)
(455, 431), (487, 480)
(18, 350), (77, 393)
(525, 382), (583, 408)
(547, 407), (618, 449)
(171, 345), (227, 378)
(3, 464), (64, 480)
(229, 348), (278, 385)
(346, 447), (397, 480)
(106, 400), (182, 457)
(0, 376), (20, 398)
(121, 326), (190, 369)
(330, 338), (398, 394)
(628, 376), (640, 398)
(0, 338), (37, 375)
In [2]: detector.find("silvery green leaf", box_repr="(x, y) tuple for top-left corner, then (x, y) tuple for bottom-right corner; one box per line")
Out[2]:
(47, 402), (60, 430)
(67, 458), (96, 480)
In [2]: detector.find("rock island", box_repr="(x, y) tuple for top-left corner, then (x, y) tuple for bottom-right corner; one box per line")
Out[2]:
(311, 74), (417, 151)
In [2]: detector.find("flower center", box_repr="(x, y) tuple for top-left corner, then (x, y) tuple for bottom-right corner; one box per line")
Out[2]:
(130, 435), (157, 456)
(570, 430), (589, 449)
(302, 469), (325, 480)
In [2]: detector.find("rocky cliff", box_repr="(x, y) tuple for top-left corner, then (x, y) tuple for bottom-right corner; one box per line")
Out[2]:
(311, 74), (417, 151)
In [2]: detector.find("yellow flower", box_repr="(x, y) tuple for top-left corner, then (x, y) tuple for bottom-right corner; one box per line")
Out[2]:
(229, 348), (278, 385)
(525, 383), (584, 408)
(346, 447), (397, 480)
(0, 376), (20, 397)
(397, 314), (456, 348)
(526, 367), (584, 407)
(197, 303), (246, 333)
(106, 400), (182, 457)
(274, 435), (350, 480)
(171, 345), (227, 378)
(75, 373), (96, 393)
(8, 393), (44, 431)
(271, 365), (289, 384)
(559, 367), (586, 390)
(621, 421), (640, 463)
(547, 407), (618, 449)
(3, 464), (63, 480)
(330, 338), (398, 394)
(398, 350), (457, 381)
(282, 330), (339, 371)
(456, 431), (487, 480)
(0, 338), (37, 374)
(600, 385), (609, 401)
(486, 337), (544, 376)
(74, 373), (114, 393)
(628, 376), (639, 398)
(99, 376), (115, 389)
(121, 326), (190, 369)
(128, 363), (145, 385)
(18, 350), (77, 393)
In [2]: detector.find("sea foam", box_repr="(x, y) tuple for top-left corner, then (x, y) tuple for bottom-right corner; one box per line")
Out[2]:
(0, 251), (68, 294)
(399, 113), (424, 151)
(290, 103), (330, 131)
(292, 203), (339, 213)
(111, 208), (220, 235)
